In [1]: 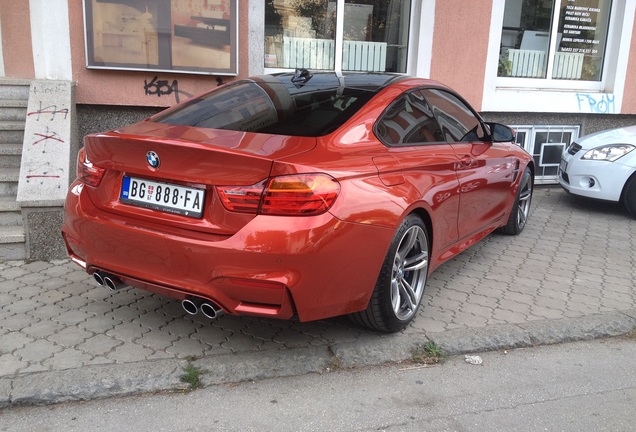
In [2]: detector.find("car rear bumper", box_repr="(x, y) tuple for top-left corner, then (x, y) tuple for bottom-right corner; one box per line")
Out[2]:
(62, 181), (394, 322)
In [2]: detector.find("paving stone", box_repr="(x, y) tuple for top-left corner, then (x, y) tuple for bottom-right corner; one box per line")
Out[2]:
(15, 273), (50, 285)
(42, 348), (93, 370)
(272, 330), (317, 348)
(0, 267), (31, 280)
(79, 317), (120, 334)
(165, 338), (209, 358)
(48, 327), (94, 347)
(78, 334), (123, 357)
(106, 322), (150, 343)
(13, 339), (63, 363)
(53, 310), (93, 326)
(31, 289), (71, 305)
(106, 344), (154, 363)
(21, 321), (65, 339)
(0, 314), (37, 332)
(0, 353), (29, 377)
(134, 331), (179, 351)
(22, 261), (52, 272)
(220, 332), (263, 353)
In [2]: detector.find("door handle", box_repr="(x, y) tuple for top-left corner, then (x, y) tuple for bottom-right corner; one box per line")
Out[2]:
(458, 156), (474, 168)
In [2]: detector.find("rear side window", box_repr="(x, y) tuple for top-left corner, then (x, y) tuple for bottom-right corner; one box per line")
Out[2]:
(376, 88), (487, 147)
(375, 91), (444, 146)
(153, 80), (375, 137)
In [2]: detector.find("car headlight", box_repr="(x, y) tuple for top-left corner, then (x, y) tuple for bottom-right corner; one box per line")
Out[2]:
(582, 144), (635, 161)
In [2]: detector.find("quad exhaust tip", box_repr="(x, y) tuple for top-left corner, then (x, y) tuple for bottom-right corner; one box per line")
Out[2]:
(182, 297), (224, 320)
(93, 271), (126, 291)
(93, 271), (223, 319)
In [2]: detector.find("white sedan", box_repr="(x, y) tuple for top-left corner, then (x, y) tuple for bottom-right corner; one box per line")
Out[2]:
(559, 125), (636, 217)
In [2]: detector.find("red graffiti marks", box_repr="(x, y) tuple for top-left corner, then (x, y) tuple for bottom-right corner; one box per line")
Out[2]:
(27, 101), (70, 121)
(33, 130), (65, 145)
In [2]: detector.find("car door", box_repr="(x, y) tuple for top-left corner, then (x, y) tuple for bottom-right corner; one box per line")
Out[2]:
(374, 90), (461, 253)
(421, 88), (516, 240)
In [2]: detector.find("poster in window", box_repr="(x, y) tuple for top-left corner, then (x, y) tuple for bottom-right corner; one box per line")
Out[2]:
(557, 0), (612, 80)
(84, 0), (237, 75)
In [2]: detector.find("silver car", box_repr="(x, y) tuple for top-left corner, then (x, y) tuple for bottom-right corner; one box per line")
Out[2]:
(559, 125), (636, 217)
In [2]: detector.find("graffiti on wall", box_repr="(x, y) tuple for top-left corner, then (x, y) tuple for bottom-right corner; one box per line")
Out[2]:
(576, 93), (616, 114)
(144, 76), (193, 104)
(27, 101), (69, 121)
(17, 81), (73, 202)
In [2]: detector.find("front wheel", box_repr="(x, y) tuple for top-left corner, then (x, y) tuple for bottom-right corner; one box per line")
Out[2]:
(622, 175), (636, 218)
(350, 215), (429, 332)
(499, 167), (533, 235)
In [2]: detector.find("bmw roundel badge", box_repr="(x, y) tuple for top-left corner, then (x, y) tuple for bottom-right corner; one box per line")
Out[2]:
(146, 151), (160, 169)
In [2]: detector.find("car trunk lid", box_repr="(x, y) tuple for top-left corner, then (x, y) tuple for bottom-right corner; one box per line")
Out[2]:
(81, 121), (317, 235)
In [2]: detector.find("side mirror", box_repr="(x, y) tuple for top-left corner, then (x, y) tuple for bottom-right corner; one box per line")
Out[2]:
(486, 123), (515, 143)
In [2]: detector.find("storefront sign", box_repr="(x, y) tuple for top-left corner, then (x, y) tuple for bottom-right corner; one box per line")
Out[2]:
(83, 0), (237, 75)
(558, 0), (611, 55)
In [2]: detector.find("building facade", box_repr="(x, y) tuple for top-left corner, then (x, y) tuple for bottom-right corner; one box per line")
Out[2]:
(1, 0), (635, 260)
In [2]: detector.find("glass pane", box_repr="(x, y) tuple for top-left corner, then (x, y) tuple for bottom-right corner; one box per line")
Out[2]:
(376, 92), (444, 146)
(499, 0), (554, 78)
(422, 89), (485, 142)
(515, 131), (527, 147)
(265, 0), (335, 69)
(342, 0), (410, 73)
(533, 130), (572, 177)
(555, 0), (612, 81)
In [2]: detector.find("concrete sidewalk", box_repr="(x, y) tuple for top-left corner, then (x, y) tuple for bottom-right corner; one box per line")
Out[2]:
(1, 187), (636, 407)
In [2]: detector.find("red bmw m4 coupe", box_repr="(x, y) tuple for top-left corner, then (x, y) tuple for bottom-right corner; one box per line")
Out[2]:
(62, 71), (534, 332)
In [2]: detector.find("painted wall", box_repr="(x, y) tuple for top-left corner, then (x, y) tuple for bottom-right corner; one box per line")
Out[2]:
(0, 0), (35, 78)
(429, 0), (492, 110)
(621, 13), (636, 113)
(30, 0), (73, 80)
(68, 1), (250, 107)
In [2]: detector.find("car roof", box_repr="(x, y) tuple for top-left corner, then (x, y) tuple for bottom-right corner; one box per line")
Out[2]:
(256, 70), (411, 95)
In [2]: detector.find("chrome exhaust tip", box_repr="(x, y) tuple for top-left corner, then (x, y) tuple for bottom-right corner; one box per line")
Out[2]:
(93, 271), (106, 286)
(104, 275), (126, 291)
(200, 302), (224, 319)
(182, 298), (202, 315)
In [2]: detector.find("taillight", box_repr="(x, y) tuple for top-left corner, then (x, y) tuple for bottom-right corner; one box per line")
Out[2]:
(217, 174), (340, 216)
(216, 180), (266, 213)
(77, 147), (105, 187)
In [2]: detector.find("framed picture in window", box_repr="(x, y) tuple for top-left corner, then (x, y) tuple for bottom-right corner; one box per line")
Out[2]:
(83, 0), (237, 75)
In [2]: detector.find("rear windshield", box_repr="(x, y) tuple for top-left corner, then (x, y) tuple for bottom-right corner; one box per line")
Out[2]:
(153, 78), (378, 137)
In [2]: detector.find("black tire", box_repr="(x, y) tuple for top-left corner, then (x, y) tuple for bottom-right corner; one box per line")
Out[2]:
(350, 215), (429, 332)
(499, 167), (533, 235)
(623, 175), (636, 218)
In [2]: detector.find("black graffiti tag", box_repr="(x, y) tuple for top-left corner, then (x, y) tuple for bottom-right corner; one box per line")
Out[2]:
(27, 101), (70, 121)
(144, 76), (193, 103)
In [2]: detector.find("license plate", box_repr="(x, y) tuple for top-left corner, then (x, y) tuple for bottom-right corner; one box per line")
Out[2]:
(120, 176), (205, 218)
(559, 159), (568, 173)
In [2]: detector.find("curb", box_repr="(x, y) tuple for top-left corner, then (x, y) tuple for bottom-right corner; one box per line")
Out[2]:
(2, 309), (635, 408)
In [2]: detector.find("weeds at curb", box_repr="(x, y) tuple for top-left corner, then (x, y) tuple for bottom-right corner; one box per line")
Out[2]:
(411, 341), (445, 365)
(625, 326), (636, 340)
(180, 363), (202, 390)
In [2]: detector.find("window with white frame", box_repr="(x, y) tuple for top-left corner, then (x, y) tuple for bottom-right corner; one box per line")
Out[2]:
(512, 125), (580, 184)
(264, 0), (411, 73)
(498, 0), (612, 82)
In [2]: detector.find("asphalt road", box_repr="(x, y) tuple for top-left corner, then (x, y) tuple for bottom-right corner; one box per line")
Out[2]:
(2, 336), (635, 431)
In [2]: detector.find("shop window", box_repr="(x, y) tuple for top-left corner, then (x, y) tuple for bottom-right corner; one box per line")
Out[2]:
(498, 0), (612, 81)
(264, 0), (411, 73)
(512, 125), (580, 184)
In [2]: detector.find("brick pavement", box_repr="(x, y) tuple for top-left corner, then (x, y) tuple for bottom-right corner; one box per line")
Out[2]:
(1, 187), (636, 406)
